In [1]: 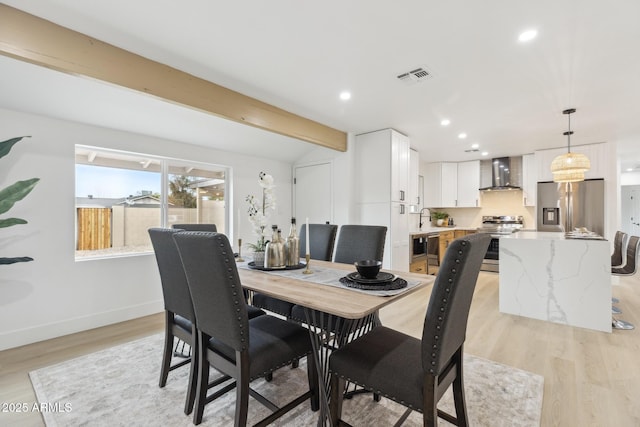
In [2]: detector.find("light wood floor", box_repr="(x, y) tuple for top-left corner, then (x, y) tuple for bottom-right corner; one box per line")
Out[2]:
(1, 271), (639, 426)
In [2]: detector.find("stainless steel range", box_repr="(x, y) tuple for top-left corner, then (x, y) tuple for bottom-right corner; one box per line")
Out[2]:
(477, 215), (524, 272)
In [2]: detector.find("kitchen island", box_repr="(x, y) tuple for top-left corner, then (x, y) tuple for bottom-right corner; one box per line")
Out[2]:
(499, 231), (611, 332)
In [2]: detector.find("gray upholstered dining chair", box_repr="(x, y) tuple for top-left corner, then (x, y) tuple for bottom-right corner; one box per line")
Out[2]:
(299, 223), (339, 261)
(148, 227), (200, 415)
(332, 224), (387, 264)
(290, 224), (387, 324)
(252, 223), (338, 318)
(172, 223), (217, 232)
(172, 231), (319, 426)
(328, 232), (491, 426)
(172, 223), (261, 313)
(149, 228), (265, 415)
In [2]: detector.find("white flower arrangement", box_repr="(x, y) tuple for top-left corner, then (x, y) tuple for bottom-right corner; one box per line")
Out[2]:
(246, 171), (276, 252)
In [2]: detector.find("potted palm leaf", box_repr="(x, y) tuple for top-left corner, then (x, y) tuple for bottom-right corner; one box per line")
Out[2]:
(1, 136), (39, 264)
(432, 211), (449, 227)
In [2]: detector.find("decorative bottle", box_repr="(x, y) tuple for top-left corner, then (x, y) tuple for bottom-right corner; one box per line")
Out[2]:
(264, 225), (285, 268)
(284, 217), (300, 266)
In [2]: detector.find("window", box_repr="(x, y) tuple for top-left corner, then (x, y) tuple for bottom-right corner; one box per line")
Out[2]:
(75, 145), (227, 259)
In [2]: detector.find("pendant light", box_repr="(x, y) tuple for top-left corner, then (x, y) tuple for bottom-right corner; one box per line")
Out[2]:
(551, 108), (590, 182)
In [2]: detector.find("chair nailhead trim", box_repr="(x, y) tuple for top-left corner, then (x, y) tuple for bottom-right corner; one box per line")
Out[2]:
(216, 234), (247, 350)
(428, 238), (469, 374)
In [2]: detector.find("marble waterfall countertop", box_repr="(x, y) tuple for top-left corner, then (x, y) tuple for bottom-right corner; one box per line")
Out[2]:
(499, 231), (611, 332)
(500, 231), (605, 240)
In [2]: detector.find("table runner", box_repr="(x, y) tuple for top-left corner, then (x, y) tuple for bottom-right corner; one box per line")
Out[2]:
(237, 258), (423, 296)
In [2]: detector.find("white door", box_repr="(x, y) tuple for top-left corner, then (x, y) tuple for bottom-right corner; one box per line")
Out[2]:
(621, 185), (640, 236)
(294, 162), (332, 224)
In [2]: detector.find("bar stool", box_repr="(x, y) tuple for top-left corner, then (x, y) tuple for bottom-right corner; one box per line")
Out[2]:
(611, 231), (628, 311)
(611, 235), (639, 330)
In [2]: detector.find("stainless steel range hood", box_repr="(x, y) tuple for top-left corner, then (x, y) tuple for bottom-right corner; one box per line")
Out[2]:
(479, 156), (522, 191)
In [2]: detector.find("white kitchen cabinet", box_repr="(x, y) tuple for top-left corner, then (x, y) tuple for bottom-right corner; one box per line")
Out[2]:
(408, 148), (421, 211)
(522, 153), (536, 206)
(424, 162), (458, 208)
(442, 163), (458, 207)
(355, 129), (410, 271)
(356, 129), (409, 204)
(424, 161), (479, 208)
(392, 132), (410, 202)
(456, 160), (481, 207)
(390, 201), (410, 272)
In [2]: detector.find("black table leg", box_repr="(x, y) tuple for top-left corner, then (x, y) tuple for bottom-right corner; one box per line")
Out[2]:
(303, 308), (379, 426)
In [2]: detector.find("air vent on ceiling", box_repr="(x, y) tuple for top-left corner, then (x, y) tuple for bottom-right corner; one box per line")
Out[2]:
(397, 67), (433, 85)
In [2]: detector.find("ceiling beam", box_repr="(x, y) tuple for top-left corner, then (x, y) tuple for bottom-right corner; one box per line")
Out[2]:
(0, 4), (347, 152)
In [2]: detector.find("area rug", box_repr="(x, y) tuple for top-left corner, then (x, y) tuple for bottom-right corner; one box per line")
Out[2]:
(30, 334), (543, 426)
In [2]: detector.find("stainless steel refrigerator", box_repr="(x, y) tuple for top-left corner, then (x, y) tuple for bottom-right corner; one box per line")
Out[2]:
(537, 178), (605, 236)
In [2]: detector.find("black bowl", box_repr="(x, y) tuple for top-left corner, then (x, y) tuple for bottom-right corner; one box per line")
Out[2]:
(354, 260), (382, 279)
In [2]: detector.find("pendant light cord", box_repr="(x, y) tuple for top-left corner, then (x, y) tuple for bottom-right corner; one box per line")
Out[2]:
(563, 108), (576, 153)
(567, 113), (571, 152)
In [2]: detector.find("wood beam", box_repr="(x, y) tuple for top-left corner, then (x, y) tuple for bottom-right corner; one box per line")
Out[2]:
(0, 4), (347, 152)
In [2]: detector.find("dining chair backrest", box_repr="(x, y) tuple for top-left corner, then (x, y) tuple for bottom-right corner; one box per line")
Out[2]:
(332, 225), (387, 264)
(611, 230), (629, 267)
(298, 223), (338, 261)
(172, 223), (217, 232)
(613, 235), (639, 276)
(148, 227), (195, 322)
(173, 231), (249, 352)
(421, 232), (491, 375)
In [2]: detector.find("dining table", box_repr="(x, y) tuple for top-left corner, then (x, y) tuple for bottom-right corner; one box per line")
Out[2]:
(236, 258), (434, 425)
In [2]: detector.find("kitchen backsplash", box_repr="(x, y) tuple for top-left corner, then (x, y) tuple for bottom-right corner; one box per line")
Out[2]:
(412, 189), (535, 230)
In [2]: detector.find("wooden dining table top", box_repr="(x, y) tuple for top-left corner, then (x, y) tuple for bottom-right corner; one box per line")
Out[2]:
(237, 260), (434, 319)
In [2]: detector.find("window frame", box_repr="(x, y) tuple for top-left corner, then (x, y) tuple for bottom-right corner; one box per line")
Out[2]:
(74, 144), (229, 261)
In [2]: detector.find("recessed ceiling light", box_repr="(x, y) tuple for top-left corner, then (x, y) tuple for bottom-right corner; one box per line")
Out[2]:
(339, 91), (351, 101)
(458, 133), (467, 139)
(518, 29), (538, 42)
(481, 151), (489, 156)
(627, 168), (634, 172)
(471, 143), (479, 149)
(441, 119), (451, 126)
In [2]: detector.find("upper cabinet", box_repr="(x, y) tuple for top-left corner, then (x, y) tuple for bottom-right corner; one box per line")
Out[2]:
(424, 160), (480, 208)
(457, 160), (481, 207)
(535, 143), (611, 182)
(391, 132), (410, 202)
(424, 162), (457, 208)
(522, 153), (536, 206)
(355, 129), (409, 204)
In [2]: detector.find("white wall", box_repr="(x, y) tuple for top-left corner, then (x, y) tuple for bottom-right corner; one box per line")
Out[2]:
(294, 133), (357, 226)
(621, 171), (640, 186)
(0, 108), (293, 350)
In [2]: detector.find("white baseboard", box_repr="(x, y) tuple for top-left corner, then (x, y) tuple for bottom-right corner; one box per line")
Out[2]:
(0, 300), (164, 351)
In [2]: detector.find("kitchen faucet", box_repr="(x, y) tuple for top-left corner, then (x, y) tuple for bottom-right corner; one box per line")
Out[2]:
(419, 208), (431, 229)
